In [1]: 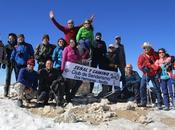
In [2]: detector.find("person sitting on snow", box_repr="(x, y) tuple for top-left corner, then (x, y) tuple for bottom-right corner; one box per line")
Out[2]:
(15, 58), (38, 107)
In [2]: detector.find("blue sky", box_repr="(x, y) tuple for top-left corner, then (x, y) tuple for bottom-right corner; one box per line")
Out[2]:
(0, 0), (175, 85)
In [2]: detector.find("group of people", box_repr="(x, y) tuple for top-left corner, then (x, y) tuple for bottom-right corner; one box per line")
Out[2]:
(0, 11), (174, 111)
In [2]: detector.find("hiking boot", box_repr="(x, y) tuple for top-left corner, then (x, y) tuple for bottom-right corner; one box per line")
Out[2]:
(35, 103), (45, 108)
(17, 99), (23, 107)
(164, 107), (170, 111)
(157, 104), (162, 110)
(137, 103), (146, 107)
(4, 86), (9, 97)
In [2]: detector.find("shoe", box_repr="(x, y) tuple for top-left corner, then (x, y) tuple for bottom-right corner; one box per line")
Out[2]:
(35, 103), (45, 108)
(157, 104), (162, 110)
(17, 99), (23, 107)
(164, 107), (170, 111)
(137, 103), (146, 107)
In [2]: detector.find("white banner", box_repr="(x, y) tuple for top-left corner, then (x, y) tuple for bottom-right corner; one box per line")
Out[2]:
(62, 62), (120, 86)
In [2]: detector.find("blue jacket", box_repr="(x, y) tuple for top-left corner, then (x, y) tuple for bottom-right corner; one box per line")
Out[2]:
(52, 45), (64, 69)
(17, 68), (38, 90)
(11, 42), (34, 65)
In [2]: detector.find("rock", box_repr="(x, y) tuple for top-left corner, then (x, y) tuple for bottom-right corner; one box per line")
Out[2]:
(110, 101), (136, 111)
(137, 115), (153, 124)
(55, 107), (65, 114)
(65, 103), (74, 110)
(76, 82), (90, 96)
(63, 111), (77, 123)
(103, 112), (116, 119)
(102, 105), (111, 111)
(43, 106), (52, 114)
(100, 99), (110, 105)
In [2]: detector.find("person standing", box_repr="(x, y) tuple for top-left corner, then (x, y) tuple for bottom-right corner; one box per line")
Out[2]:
(137, 42), (162, 109)
(153, 48), (174, 110)
(35, 34), (55, 70)
(89, 32), (107, 93)
(113, 36), (126, 89)
(61, 39), (82, 102)
(52, 38), (66, 72)
(4, 33), (17, 97)
(11, 34), (34, 80)
(0, 40), (6, 69)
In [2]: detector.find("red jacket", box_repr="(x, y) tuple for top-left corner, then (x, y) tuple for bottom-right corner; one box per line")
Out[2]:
(137, 48), (159, 76)
(51, 18), (82, 45)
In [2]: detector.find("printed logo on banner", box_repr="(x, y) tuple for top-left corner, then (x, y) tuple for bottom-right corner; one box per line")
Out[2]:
(62, 62), (120, 86)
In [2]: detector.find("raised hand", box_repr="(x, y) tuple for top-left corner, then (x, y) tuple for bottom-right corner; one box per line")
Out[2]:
(49, 10), (54, 18)
(89, 15), (95, 22)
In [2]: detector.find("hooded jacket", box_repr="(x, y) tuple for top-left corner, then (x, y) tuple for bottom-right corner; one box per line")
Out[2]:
(52, 44), (64, 69)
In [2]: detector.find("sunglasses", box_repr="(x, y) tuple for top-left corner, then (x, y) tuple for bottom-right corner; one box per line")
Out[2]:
(159, 51), (165, 54)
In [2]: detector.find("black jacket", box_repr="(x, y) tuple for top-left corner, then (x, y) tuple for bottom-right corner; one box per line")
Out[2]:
(90, 39), (107, 61)
(5, 41), (17, 65)
(38, 68), (59, 94)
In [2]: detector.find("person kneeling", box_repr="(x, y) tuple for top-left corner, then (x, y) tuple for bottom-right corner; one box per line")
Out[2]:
(15, 58), (38, 107)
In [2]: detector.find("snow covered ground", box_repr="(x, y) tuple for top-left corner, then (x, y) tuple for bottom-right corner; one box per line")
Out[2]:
(0, 85), (175, 130)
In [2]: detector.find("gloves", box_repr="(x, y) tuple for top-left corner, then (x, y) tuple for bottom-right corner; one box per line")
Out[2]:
(142, 67), (150, 73)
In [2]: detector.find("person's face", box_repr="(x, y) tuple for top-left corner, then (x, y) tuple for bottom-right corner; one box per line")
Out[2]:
(18, 37), (24, 43)
(67, 22), (74, 29)
(84, 21), (90, 28)
(27, 64), (34, 71)
(158, 50), (165, 58)
(43, 38), (49, 45)
(8, 35), (16, 43)
(143, 47), (151, 54)
(108, 47), (115, 52)
(70, 39), (76, 48)
(46, 60), (53, 70)
(58, 39), (64, 47)
(126, 66), (132, 73)
(95, 35), (101, 40)
(115, 38), (121, 44)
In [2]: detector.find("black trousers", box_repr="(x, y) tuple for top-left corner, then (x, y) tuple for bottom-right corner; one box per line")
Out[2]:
(65, 79), (82, 102)
(4, 63), (17, 96)
(89, 59), (106, 93)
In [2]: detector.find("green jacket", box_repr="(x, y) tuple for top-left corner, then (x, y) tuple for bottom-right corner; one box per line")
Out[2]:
(76, 27), (94, 43)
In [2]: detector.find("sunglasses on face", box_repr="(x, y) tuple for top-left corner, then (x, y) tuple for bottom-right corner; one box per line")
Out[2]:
(159, 51), (165, 54)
